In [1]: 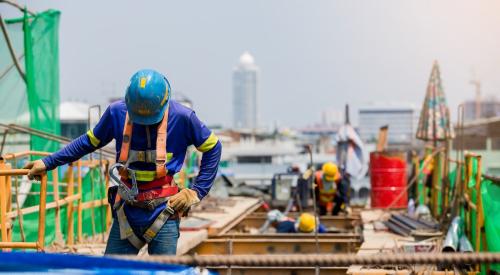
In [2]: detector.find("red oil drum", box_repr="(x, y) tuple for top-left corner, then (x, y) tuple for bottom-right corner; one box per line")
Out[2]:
(370, 151), (407, 208)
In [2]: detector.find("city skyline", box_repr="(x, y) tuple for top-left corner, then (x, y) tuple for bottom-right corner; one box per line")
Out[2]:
(3, 1), (500, 128)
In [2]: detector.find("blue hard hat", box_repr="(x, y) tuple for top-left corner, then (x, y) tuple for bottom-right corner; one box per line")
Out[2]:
(125, 69), (171, 125)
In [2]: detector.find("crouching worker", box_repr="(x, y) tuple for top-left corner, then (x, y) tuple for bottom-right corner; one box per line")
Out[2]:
(267, 210), (326, 233)
(24, 69), (222, 255)
(315, 162), (350, 215)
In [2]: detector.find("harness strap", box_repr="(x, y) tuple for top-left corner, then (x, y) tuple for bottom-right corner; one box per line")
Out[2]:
(155, 107), (169, 179)
(119, 108), (169, 180)
(126, 149), (157, 165)
(143, 205), (175, 243)
(121, 170), (161, 182)
(116, 203), (175, 249)
(119, 113), (133, 163)
(117, 204), (145, 249)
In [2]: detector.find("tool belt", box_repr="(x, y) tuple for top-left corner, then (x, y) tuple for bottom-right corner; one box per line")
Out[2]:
(126, 197), (169, 211)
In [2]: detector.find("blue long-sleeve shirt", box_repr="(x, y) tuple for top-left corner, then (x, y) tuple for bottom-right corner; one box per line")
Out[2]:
(43, 100), (222, 226)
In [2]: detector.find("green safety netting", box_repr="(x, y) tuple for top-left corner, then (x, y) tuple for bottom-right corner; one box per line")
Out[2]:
(0, 10), (29, 154)
(482, 179), (500, 272)
(2, 9), (108, 247)
(2, 9), (60, 153)
(22, 9), (61, 153)
(415, 156), (500, 273)
(454, 158), (500, 273)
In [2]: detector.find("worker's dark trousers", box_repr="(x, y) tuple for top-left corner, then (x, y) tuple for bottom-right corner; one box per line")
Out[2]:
(104, 219), (180, 255)
(319, 195), (344, 215)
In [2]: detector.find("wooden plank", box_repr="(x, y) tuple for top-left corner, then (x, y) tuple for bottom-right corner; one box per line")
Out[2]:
(215, 200), (263, 236)
(190, 238), (360, 255)
(6, 194), (80, 218)
(376, 125), (389, 152)
(80, 199), (108, 209)
(0, 241), (37, 249)
(189, 197), (261, 236)
(176, 230), (208, 255)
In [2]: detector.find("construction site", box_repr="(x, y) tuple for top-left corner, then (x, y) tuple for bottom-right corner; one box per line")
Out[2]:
(1, 1), (500, 275)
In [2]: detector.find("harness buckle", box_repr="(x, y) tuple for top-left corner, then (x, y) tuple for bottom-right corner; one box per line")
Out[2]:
(146, 150), (155, 163)
(110, 163), (139, 202)
(165, 205), (175, 215)
(136, 151), (145, 162)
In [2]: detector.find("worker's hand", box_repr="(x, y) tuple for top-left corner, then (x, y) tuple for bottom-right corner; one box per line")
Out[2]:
(23, 160), (47, 181)
(302, 169), (313, 180)
(168, 188), (200, 213)
(343, 206), (352, 216)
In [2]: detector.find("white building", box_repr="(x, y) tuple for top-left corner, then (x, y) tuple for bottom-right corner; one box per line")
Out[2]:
(60, 101), (90, 139)
(358, 104), (419, 145)
(233, 51), (259, 129)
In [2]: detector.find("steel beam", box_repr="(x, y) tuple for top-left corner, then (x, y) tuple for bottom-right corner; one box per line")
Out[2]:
(189, 238), (360, 255)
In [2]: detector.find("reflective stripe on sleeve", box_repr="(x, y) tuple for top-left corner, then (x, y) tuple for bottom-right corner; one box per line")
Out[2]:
(86, 130), (100, 147)
(196, 132), (219, 153)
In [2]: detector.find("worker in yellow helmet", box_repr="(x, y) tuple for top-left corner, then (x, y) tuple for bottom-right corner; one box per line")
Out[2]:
(314, 162), (348, 215)
(266, 210), (326, 233)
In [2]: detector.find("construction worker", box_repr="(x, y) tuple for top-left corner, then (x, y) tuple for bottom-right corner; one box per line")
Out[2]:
(314, 162), (348, 215)
(267, 210), (326, 233)
(23, 69), (222, 255)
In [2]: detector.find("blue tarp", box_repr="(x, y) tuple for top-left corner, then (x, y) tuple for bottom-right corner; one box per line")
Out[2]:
(0, 252), (216, 274)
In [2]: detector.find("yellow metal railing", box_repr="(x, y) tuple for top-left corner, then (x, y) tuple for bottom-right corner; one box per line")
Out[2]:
(0, 151), (112, 250)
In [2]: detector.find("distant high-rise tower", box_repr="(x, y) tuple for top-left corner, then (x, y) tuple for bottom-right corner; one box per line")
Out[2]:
(233, 51), (258, 129)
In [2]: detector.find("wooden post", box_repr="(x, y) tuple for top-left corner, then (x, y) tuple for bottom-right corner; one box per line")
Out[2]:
(5, 164), (11, 221)
(77, 161), (83, 243)
(0, 162), (8, 248)
(52, 169), (62, 241)
(66, 163), (75, 245)
(37, 174), (47, 251)
(5, 163), (12, 242)
(104, 162), (111, 230)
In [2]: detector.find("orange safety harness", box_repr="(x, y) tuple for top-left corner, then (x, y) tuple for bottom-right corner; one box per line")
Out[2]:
(117, 108), (178, 202)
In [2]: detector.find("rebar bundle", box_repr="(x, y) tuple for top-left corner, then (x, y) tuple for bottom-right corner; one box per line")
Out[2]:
(116, 252), (500, 267)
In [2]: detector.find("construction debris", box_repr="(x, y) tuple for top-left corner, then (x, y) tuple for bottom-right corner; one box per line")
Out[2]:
(384, 213), (439, 237)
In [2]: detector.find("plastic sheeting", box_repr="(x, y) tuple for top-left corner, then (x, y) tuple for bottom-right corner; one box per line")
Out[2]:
(0, 252), (213, 274)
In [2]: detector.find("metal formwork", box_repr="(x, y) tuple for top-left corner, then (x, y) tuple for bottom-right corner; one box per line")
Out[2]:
(189, 238), (359, 255)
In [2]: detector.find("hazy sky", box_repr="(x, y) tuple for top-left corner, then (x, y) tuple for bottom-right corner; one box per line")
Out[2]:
(3, 1), (500, 127)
